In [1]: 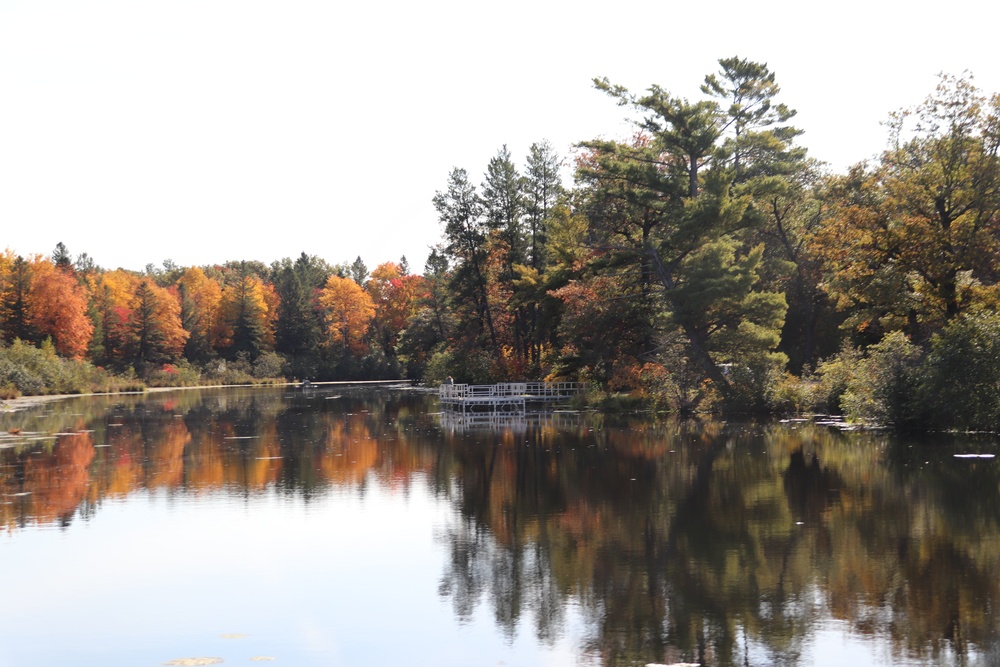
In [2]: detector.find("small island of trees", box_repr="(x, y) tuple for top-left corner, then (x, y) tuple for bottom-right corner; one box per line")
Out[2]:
(2, 58), (999, 432)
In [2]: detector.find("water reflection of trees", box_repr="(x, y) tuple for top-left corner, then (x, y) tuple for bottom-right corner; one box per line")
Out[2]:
(436, 420), (1000, 667)
(2, 390), (1000, 665)
(0, 387), (450, 528)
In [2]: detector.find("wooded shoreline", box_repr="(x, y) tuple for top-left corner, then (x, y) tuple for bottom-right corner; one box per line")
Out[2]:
(3, 59), (1000, 432)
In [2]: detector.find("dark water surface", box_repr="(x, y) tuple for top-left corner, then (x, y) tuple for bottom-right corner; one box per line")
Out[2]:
(1, 386), (998, 667)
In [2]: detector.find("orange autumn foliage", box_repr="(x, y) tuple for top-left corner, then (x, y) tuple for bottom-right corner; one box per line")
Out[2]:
(27, 259), (93, 358)
(366, 262), (428, 354)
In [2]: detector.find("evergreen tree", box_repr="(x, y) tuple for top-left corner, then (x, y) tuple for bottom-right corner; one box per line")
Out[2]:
(350, 256), (369, 285)
(578, 59), (794, 406)
(434, 168), (499, 356)
(273, 253), (327, 376)
(701, 56), (803, 184)
(222, 262), (270, 361)
(1, 256), (34, 343)
(523, 140), (564, 270)
(52, 242), (73, 272)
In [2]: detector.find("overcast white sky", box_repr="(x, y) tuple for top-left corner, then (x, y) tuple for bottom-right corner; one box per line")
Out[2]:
(2, 0), (998, 273)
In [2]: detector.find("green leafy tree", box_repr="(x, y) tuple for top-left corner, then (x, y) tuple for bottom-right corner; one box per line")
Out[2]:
(816, 74), (1000, 341)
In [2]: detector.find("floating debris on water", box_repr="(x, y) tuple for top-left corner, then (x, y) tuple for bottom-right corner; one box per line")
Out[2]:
(954, 453), (996, 459)
(163, 659), (223, 666)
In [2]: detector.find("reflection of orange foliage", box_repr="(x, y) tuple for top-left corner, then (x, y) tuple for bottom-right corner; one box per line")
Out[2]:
(316, 414), (379, 485)
(146, 421), (192, 489)
(240, 425), (282, 490)
(104, 427), (144, 497)
(184, 423), (284, 491)
(22, 433), (95, 524)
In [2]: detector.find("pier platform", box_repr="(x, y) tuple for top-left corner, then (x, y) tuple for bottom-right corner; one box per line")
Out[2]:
(438, 382), (583, 414)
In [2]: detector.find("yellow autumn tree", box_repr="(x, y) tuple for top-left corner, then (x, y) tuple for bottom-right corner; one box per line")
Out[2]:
(319, 275), (375, 355)
(89, 269), (141, 363)
(176, 267), (223, 359)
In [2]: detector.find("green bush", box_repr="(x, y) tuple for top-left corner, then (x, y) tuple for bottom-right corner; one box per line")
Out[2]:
(841, 331), (924, 428)
(144, 361), (203, 387)
(814, 343), (864, 413)
(0, 338), (126, 395)
(769, 372), (820, 415)
(725, 351), (788, 413)
(921, 312), (1000, 431)
(203, 356), (254, 385)
(252, 351), (287, 380)
(423, 349), (454, 386)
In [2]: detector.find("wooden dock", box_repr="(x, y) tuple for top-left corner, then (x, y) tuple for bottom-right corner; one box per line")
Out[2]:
(438, 382), (583, 414)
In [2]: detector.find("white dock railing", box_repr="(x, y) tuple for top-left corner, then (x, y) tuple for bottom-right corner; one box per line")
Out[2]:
(438, 382), (583, 413)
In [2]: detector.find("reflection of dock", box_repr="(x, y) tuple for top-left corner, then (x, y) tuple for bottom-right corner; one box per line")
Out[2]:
(438, 382), (583, 414)
(437, 410), (584, 434)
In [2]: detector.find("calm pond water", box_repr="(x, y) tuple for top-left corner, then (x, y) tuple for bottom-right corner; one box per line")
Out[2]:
(1, 385), (999, 667)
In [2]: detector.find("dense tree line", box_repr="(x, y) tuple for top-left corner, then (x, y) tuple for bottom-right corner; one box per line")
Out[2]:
(2, 59), (999, 428)
(0, 249), (424, 386)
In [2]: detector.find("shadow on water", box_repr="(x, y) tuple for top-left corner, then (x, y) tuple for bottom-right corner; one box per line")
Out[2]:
(2, 388), (1000, 666)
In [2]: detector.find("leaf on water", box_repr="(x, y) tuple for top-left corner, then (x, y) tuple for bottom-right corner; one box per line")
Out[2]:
(163, 659), (223, 666)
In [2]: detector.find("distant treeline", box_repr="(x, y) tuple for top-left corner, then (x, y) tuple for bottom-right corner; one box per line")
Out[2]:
(3, 58), (1000, 430)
